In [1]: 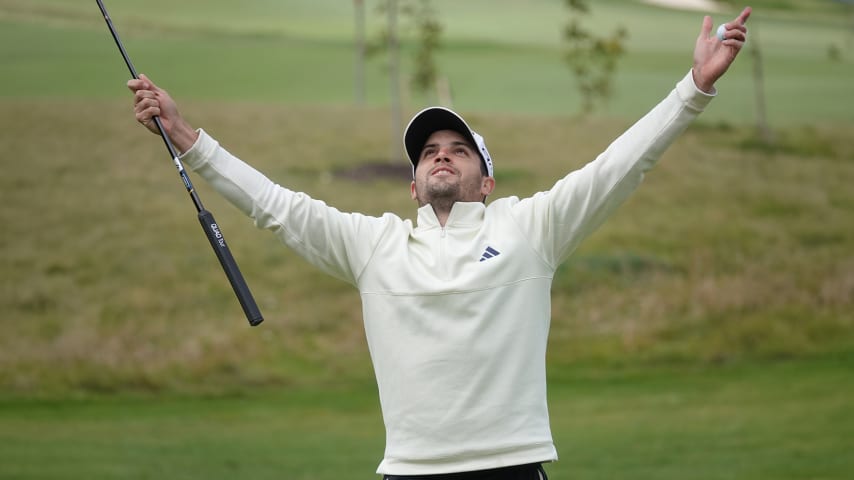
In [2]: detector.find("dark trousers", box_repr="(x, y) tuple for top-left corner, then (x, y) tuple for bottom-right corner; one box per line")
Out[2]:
(384, 463), (548, 480)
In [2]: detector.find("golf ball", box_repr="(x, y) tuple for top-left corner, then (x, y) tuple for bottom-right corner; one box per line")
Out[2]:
(716, 24), (726, 41)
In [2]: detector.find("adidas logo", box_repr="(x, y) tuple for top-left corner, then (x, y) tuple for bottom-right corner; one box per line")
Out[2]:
(479, 246), (501, 262)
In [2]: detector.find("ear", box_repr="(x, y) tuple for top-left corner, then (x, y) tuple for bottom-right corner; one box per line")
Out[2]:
(481, 176), (496, 197)
(410, 180), (417, 201)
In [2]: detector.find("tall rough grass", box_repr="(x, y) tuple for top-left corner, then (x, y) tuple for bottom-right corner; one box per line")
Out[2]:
(1, 98), (851, 395)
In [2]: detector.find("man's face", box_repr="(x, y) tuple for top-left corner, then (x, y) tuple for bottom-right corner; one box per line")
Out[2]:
(410, 130), (495, 208)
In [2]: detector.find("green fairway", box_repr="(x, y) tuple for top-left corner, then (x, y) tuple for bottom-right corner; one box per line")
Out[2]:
(1, 0), (853, 124)
(1, 1), (853, 479)
(1, 355), (851, 479)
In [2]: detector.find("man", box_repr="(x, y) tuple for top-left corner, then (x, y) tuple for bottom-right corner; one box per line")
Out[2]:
(128, 8), (751, 479)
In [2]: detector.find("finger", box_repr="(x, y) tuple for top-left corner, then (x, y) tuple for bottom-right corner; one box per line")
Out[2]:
(700, 15), (713, 39)
(736, 6), (752, 26)
(134, 99), (162, 124)
(126, 78), (146, 93)
(725, 29), (747, 42)
(722, 23), (747, 34)
(718, 23), (747, 42)
(134, 96), (158, 112)
(721, 7), (752, 33)
(138, 73), (161, 93)
(718, 26), (747, 43)
(721, 39), (745, 51)
(135, 104), (160, 124)
(134, 89), (156, 104)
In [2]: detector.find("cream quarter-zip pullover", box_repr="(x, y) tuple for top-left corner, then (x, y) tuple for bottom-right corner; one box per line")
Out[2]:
(179, 71), (714, 475)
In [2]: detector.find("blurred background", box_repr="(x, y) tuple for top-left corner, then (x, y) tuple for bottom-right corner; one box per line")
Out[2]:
(1, 0), (852, 478)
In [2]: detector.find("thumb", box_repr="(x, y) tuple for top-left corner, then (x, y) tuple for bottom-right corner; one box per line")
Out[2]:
(138, 73), (161, 93)
(699, 15), (713, 39)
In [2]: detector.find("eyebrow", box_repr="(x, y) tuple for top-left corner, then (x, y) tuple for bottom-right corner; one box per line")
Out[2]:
(420, 141), (474, 156)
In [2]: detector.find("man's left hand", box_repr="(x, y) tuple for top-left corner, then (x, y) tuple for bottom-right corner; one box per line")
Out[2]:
(692, 6), (752, 93)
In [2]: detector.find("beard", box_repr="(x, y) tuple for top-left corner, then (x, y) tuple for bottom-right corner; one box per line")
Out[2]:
(414, 174), (484, 210)
(418, 179), (460, 210)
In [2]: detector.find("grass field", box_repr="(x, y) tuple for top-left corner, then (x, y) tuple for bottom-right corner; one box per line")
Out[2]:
(1, 0), (853, 478)
(2, 0), (853, 123)
(1, 354), (851, 479)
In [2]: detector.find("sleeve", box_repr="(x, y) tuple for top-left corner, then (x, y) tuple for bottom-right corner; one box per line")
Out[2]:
(511, 70), (715, 267)
(179, 130), (385, 285)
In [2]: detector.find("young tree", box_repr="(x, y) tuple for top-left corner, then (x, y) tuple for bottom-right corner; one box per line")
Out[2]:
(354, 0), (367, 105)
(406, 0), (443, 101)
(369, 0), (444, 161)
(748, 16), (774, 145)
(387, 0), (403, 162)
(563, 0), (628, 114)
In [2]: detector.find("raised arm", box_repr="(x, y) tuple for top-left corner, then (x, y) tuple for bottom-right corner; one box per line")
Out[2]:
(124, 75), (384, 286)
(511, 7), (753, 266)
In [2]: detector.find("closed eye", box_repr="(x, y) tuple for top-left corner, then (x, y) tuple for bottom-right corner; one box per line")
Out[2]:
(420, 140), (475, 160)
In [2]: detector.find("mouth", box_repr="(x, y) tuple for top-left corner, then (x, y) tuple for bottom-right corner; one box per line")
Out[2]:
(431, 167), (456, 176)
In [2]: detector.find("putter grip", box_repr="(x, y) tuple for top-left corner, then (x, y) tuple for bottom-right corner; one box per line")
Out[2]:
(198, 210), (264, 326)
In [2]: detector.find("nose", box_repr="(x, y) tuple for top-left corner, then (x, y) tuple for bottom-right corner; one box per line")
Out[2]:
(432, 146), (452, 163)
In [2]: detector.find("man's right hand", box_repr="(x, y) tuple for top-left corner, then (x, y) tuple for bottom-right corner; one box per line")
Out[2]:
(127, 74), (198, 154)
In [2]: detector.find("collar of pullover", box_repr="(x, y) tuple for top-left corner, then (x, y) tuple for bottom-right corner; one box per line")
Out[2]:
(416, 202), (486, 230)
